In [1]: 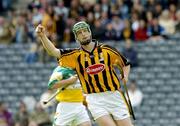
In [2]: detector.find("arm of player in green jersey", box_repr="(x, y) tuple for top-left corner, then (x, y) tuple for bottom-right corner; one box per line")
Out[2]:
(48, 75), (78, 90)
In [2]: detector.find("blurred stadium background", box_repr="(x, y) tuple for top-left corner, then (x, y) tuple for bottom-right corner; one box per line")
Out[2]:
(0, 0), (180, 126)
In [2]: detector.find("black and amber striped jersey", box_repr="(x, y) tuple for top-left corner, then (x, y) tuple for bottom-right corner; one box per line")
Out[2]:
(58, 41), (129, 94)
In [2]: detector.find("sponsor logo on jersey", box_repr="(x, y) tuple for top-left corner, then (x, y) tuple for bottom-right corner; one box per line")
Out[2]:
(86, 63), (105, 75)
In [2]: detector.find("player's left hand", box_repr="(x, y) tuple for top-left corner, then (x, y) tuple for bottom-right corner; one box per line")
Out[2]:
(120, 74), (128, 84)
(122, 77), (128, 84)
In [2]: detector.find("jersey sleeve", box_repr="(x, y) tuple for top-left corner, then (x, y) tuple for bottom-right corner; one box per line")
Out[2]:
(58, 48), (79, 69)
(103, 45), (130, 67)
(62, 68), (76, 79)
(48, 70), (63, 89)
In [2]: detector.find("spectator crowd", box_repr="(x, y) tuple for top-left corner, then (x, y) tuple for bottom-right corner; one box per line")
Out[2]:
(0, 0), (179, 64)
(0, 0), (179, 46)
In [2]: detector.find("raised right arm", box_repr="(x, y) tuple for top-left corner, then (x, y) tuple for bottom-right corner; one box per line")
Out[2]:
(35, 24), (61, 58)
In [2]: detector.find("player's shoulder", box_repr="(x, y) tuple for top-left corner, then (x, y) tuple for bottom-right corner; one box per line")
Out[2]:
(59, 47), (80, 56)
(97, 42), (119, 53)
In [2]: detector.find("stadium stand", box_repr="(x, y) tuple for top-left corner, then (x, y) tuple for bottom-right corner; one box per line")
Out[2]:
(131, 38), (180, 126)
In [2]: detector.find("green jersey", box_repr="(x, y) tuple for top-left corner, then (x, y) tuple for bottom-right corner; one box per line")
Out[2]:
(48, 66), (76, 88)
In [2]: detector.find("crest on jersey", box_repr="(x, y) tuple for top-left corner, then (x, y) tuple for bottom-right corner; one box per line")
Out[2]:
(86, 63), (105, 75)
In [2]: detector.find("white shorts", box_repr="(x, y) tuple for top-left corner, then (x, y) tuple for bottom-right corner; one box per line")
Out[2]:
(53, 102), (90, 126)
(86, 90), (130, 120)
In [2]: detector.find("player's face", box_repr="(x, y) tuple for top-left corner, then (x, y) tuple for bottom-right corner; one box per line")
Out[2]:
(76, 28), (91, 45)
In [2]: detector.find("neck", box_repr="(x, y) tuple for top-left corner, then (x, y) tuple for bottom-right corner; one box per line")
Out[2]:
(81, 41), (95, 52)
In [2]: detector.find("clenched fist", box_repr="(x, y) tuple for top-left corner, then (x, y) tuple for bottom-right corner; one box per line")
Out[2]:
(35, 24), (45, 37)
